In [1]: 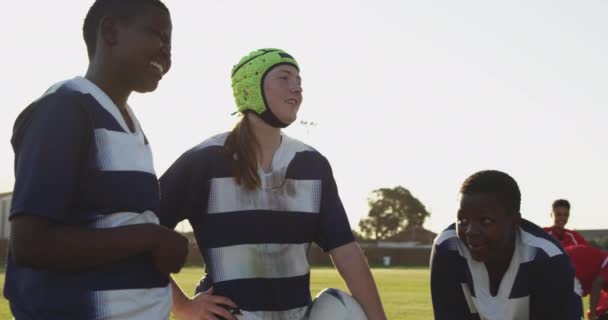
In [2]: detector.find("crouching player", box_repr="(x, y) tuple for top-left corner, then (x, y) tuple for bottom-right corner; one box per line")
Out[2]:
(430, 170), (582, 319)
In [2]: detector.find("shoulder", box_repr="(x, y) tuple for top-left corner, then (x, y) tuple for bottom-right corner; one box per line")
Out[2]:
(281, 134), (322, 163)
(519, 220), (573, 273)
(13, 85), (92, 142)
(282, 134), (317, 153)
(165, 133), (229, 176)
(520, 219), (565, 257)
(569, 229), (587, 239)
(279, 135), (331, 178)
(20, 87), (90, 121)
(430, 224), (470, 275)
(183, 132), (229, 162)
(432, 224), (461, 253)
(192, 132), (230, 152)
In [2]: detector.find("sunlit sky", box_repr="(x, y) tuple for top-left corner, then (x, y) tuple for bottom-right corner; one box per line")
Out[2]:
(2, 1), (607, 233)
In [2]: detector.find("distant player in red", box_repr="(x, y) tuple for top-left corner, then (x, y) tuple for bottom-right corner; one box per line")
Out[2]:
(544, 199), (588, 248)
(565, 245), (608, 320)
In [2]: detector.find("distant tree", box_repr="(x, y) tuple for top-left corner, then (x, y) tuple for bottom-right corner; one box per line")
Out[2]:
(351, 229), (370, 243)
(358, 186), (430, 240)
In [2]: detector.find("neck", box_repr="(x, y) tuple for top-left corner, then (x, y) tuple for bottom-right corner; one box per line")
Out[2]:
(486, 236), (516, 273)
(85, 61), (131, 110)
(247, 113), (282, 163)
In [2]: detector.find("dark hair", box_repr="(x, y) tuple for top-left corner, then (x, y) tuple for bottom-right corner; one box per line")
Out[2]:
(224, 114), (261, 190)
(552, 199), (571, 210)
(460, 170), (521, 213)
(83, 0), (169, 59)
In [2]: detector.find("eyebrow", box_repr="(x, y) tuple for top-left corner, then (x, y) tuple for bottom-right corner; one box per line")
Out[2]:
(278, 69), (301, 80)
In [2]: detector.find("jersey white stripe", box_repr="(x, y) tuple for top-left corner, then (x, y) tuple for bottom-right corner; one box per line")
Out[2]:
(238, 305), (308, 319)
(94, 129), (155, 174)
(90, 210), (160, 229)
(93, 286), (171, 320)
(520, 228), (562, 258)
(207, 177), (321, 214)
(434, 229), (457, 246)
(207, 243), (311, 282)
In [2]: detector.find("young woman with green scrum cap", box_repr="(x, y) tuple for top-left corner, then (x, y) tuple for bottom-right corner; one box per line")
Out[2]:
(157, 49), (387, 320)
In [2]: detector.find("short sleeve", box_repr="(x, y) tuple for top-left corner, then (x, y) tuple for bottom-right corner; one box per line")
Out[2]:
(10, 93), (90, 222)
(314, 157), (354, 252)
(158, 151), (209, 229)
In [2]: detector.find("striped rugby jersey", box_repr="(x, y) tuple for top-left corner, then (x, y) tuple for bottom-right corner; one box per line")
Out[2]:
(430, 219), (583, 320)
(5, 77), (170, 319)
(159, 133), (355, 319)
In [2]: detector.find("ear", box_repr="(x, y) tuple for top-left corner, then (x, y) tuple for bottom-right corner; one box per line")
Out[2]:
(99, 16), (119, 46)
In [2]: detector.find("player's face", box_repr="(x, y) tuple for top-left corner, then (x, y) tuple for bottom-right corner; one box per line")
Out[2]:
(113, 5), (172, 93)
(263, 65), (302, 125)
(552, 206), (569, 228)
(457, 193), (519, 263)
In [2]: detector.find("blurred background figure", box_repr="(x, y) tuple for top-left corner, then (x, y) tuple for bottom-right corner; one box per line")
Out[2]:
(565, 244), (608, 320)
(544, 199), (588, 248)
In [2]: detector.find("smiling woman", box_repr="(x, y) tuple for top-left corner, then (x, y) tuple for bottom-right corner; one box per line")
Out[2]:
(155, 48), (387, 320)
(430, 170), (583, 320)
(3, 1), (189, 319)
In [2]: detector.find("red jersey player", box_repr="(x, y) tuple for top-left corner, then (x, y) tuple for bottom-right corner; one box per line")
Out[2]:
(544, 199), (588, 248)
(566, 245), (608, 320)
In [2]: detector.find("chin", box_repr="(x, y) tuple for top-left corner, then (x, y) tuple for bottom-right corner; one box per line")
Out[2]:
(280, 114), (297, 125)
(134, 81), (160, 93)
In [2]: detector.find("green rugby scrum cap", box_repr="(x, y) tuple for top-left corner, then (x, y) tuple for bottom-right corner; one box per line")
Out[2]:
(231, 48), (299, 128)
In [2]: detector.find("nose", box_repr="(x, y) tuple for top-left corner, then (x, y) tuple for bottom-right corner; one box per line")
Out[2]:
(290, 80), (302, 94)
(465, 221), (481, 236)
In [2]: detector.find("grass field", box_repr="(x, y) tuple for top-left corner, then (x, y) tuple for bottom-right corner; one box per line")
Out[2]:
(167, 267), (432, 320)
(0, 267), (432, 319)
(0, 267), (592, 319)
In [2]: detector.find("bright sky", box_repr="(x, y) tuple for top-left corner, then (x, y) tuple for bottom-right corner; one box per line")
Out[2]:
(2, 1), (607, 234)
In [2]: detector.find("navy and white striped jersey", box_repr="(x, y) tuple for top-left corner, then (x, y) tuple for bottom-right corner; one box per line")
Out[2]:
(5, 77), (171, 319)
(159, 133), (355, 319)
(430, 219), (583, 320)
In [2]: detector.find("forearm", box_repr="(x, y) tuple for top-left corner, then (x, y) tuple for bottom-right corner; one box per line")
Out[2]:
(10, 216), (161, 271)
(331, 242), (387, 320)
(170, 277), (190, 317)
(590, 278), (604, 318)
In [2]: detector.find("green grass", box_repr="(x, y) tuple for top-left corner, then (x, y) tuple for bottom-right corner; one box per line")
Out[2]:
(0, 267), (590, 319)
(168, 267), (432, 320)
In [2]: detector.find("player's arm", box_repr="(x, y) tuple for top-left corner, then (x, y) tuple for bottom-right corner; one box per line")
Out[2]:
(10, 216), (187, 274)
(530, 255), (583, 320)
(430, 242), (474, 320)
(589, 276), (604, 320)
(9, 96), (188, 274)
(159, 148), (238, 319)
(330, 242), (387, 320)
(316, 157), (386, 320)
(170, 277), (238, 320)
